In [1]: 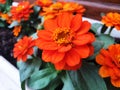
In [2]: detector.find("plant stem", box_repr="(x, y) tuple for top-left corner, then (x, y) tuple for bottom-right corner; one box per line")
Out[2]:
(108, 26), (114, 35)
(101, 24), (108, 33)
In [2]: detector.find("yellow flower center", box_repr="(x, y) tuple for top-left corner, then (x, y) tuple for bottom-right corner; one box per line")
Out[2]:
(52, 27), (73, 45)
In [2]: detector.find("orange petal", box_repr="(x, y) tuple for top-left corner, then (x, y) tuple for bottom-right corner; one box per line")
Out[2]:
(64, 62), (82, 70)
(42, 50), (65, 63)
(27, 48), (33, 55)
(58, 44), (72, 52)
(73, 45), (90, 58)
(89, 45), (94, 56)
(54, 60), (65, 70)
(77, 21), (91, 35)
(36, 38), (59, 50)
(96, 49), (114, 67)
(37, 30), (53, 41)
(29, 40), (35, 47)
(71, 14), (82, 31)
(22, 55), (27, 62)
(111, 78), (120, 87)
(65, 49), (80, 66)
(96, 54), (105, 65)
(99, 66), (110, 78)
(44, 18), (58, 32)
(73, 33), (95, 45)
(57, 12), (72, 28)
(17, 55), (22, 61)
(100, 49), (110, 57)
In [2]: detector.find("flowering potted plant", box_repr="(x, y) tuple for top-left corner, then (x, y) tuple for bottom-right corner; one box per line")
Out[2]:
(1, 0), (120, 90)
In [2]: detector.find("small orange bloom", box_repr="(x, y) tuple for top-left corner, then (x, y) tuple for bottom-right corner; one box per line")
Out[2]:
(13, 26), (22, 37)
(36, 0), (53, 7)
(0, 0), (6, 4)
(10, 1), (33, 22)
(36, 13), (95, 70)
(13, 36), (35, 61)
(96, 44), (120, 87)
(40, 2), (85, 20)
(102, 12), (120, 30)
(0, 13), (12, 24)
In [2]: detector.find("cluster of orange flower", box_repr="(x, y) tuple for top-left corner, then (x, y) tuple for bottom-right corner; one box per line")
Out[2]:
(13, 0), (95, 70)
(98, 12), (120, 87)
(1, 0), (120, 88)
(40, 1), (85, 20)
(9, 0), (120, 87)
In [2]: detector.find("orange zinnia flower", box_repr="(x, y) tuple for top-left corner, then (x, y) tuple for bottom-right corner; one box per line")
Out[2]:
(102, 12), (120, 30)
(36, 13), (95, 70)
(0, 0), (6, 4)
(96, 44), (120, 87)
(13, 36), (35, 61)
(10, 1), (33, 22)
(0, 13), (12, 24)
(40, 2), (85, 20)
(13, 26), (22, 37)
(36, 0), (53, 7)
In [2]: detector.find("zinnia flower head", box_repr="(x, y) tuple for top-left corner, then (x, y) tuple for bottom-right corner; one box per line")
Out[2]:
(102, 12), (120, 30)
(40, 2), (85, 20)
(0, 0), (6, 4)
(36, 0), (53, 7)
(13, 36), (35, 62)
(0, 13), (12, 24)
(96, 44), (120, 87)
(10, 1), (33, 22)
(36, 12), (95, 70)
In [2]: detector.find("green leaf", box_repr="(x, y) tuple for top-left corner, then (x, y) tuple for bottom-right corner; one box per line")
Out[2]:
(27, 68), (57, 89)
(93, 40), (104, 53)
(17, 57), (42, 82)
(41, 77), (62, 90)
(33, 6), (41, 15)
(61, 63), (107, 90)
(97, 34), (115, 48)
(21, 81), (25, 90)
(61, 71), (88, 90)
(4, 0), (13, 12)
(79, 63), (107, 90)
(0, 20), (5, 27)
(0, 4), (5, 12)
(91, 23), (102, 34)
(86, 40), (104, 60)
(61, 71), (76, 90)
(37, 24), (44, 30)
(8, 21), (19, 28)
(31, 32), (38, 39)
(68, 71), (89, 90)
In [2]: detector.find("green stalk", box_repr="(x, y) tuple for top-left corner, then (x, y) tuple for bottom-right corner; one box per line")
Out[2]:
(101, 24), (108, 33)
(108, 26), (114, 35)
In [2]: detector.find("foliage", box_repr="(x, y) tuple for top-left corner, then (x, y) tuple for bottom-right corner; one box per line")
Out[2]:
(1, 0), (120, 90)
